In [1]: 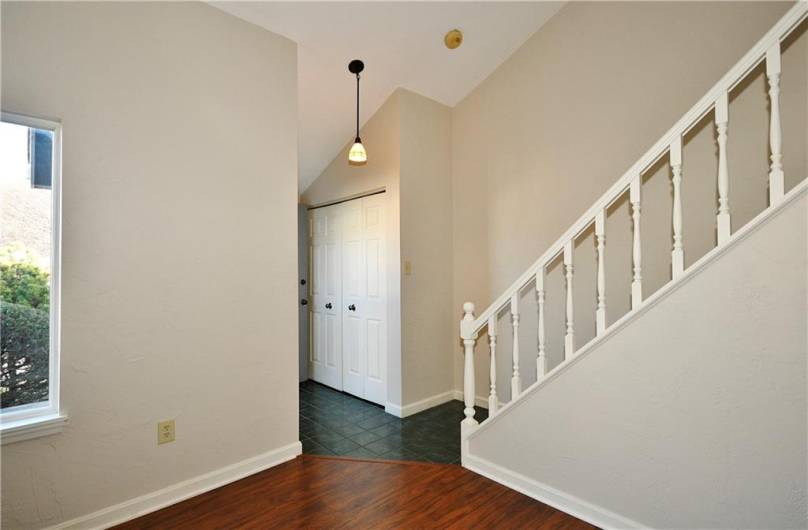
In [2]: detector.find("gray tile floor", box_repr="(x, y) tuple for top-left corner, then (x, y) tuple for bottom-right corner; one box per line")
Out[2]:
(299, 380), (488, 464)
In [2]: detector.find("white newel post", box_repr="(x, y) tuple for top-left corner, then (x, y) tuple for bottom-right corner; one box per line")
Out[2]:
(715, 91), (731, 244)
(670, 136), (684, 280)
(487, 315), (498, 416)
(536, 269), (547, 379)
(510, 293), (521, 399)
(630, 176), (643, 309)
(595, 210), (606, 336)
(563, 241), (575, 357)
(460, 302), (478, 437)
(766, 43), (784, 206)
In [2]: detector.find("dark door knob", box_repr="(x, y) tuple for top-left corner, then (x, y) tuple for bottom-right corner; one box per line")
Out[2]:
(325, 303), (333, 309)
(348, 304), (356, 311)
(301, 299), (308, 306)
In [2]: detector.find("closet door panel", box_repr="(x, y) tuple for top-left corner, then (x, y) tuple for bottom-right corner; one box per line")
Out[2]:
(361, 195), (387, 405)
(341, 199), (366, 398)
(308, 205), (342, 390)
(366, 319), (382, 381)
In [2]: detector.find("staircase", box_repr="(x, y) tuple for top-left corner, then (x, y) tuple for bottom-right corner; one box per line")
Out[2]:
(458, 4), (807, 528)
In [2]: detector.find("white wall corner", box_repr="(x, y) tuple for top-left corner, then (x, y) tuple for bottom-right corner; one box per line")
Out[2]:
(386, 389), (459, 418)
(384, 402), (403, 417)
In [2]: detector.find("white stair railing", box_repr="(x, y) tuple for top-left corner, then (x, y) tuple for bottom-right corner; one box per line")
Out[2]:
(459, 2), (807, 434)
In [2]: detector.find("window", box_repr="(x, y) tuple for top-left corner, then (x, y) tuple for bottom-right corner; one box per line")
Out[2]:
(0, 112), (64, 442)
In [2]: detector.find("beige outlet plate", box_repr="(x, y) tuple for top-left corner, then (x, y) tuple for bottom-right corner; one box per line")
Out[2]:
(158, 419), (175, 445)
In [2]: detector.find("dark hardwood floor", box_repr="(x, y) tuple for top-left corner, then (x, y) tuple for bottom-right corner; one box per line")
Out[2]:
(115, 455), (595, 529)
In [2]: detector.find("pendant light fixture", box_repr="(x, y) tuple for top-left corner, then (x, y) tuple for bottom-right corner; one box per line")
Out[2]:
(348, 59), (367, 165)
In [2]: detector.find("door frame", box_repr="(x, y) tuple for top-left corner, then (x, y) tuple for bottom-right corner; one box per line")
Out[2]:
(305, 187), (401, 415)
(298, 204), (309, 383)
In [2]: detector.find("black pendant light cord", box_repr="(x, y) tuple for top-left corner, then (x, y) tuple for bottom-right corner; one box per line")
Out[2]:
(355, 73), (361, 141)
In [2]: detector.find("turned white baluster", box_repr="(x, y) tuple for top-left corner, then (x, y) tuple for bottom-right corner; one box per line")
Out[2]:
(510, 293), (521, 398)
(715, 91), (731, 244)
(595, 210), (606, 336)
(536, 269), (547, 379)
(487, 315), (498, 416)
(670, 136), (684, 279)
(630, 176), (643, 309)
(766, 43), (784, 206)
(563, 241), (575, 358)
(460, 302), (478, 436)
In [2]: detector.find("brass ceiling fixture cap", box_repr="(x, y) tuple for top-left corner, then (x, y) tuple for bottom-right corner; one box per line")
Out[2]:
(444, 29), (463, 50)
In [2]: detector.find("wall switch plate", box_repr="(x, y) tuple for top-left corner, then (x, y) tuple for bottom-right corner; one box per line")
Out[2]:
(158, 419), (175, 445)
(404, 260), (412, 276)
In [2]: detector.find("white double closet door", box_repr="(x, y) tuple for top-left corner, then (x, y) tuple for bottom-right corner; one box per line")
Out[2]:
(308, 194), (387, 405)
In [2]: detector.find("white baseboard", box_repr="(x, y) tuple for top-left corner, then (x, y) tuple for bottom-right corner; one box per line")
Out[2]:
(386, 391), (489, 418)
(452, 390), (489, 409)
(386, 390), (457, 418)
(384, 402), (404, 417)
(51, 441), (302, 530)
(463, 452), (646, 530)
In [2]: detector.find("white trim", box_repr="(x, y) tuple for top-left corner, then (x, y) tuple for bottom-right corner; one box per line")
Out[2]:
(463, 452), (647, 530)
(1, 111), (62, 132)
(383, 401), (401, 416)
(0, 111), (64, 432)
(49, 441), (302, 530)
(385, 182), (402, 410)
(385, 390), (454, 418)
(468, 179), (808, 440)
(384, 402), (404, 417)
(306, 187), (386, 210)
(386, 391), (490, 418)
(0, 414), (67, 445)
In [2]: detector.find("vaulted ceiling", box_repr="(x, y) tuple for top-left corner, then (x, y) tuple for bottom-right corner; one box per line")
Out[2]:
(212, 2), (565, 192)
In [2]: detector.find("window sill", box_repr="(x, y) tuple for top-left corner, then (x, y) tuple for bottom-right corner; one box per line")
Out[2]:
(1, 414), (67, 445)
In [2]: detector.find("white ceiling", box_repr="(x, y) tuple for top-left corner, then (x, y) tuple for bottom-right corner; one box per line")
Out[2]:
(212, 2), (565, 192)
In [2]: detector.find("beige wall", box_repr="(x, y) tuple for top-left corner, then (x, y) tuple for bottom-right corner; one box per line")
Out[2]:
(398, 90), (453, 405)
(301, 88), (453, 408)
(451, 1), (806, 398)
(1, 2), (299, 528)
(470, 190), (807, 529)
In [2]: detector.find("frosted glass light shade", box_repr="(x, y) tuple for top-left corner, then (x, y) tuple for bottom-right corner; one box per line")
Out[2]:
(348, 139), (367, 165)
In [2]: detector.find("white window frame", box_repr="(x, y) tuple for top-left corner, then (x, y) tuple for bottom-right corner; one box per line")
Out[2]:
(0, 111), (66, 444)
